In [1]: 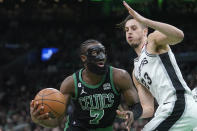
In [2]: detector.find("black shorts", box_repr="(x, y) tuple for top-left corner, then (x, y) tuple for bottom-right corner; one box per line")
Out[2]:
(65, 125), (88, 131)
(64, 124), (113, 131)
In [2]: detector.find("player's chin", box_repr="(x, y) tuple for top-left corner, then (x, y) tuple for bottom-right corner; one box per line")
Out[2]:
(127, 40), (135, 46)
(129, 42), (139, 48)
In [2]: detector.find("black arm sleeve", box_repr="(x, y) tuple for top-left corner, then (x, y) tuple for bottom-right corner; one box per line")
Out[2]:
(129, 102), (143, 120)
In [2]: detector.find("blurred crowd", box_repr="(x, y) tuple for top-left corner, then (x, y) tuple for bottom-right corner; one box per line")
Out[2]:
(0, 1), (197, 131)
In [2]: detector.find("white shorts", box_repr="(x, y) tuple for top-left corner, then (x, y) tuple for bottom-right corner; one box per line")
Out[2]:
(142, 93), (197, 131)
(193, 127), (197, 131)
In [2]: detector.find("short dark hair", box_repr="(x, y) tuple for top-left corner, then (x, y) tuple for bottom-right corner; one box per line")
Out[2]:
(117, 15), (147, 31)
(117, 15), (133, 30)
(80, 39), (101, 55)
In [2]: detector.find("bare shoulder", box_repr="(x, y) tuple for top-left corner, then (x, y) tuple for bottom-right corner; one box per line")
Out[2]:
(112, 67), (130, 80)
(60, 75), (75, 96)
(112, 67), (133, 91)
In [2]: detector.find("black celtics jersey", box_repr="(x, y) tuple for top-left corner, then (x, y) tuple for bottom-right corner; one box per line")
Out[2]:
(68, 66), (121, 129)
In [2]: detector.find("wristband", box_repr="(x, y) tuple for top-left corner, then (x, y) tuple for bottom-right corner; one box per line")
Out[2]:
(129, 102), (143, 120)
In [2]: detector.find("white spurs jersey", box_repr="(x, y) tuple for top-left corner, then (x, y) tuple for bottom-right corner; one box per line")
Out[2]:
(134, 45), (191, 105)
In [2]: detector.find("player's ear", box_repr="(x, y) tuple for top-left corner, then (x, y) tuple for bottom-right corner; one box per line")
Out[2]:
(80, 55), (87, 63)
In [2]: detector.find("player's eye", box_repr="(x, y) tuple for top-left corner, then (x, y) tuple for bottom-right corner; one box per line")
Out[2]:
(91, 51), (97, 56)
(132, 26), (137, 30)
(125, 28), (129, 32)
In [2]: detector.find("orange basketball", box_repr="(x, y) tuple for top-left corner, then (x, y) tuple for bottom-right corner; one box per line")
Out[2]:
(34, 88), (66, 119)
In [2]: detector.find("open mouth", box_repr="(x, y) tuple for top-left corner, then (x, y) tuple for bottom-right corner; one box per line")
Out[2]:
(97, 61), (105, 67)
(128, 36), (133, 40)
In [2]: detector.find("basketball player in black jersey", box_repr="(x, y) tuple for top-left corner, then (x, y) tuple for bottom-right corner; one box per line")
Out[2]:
(30, 39), (153, 131)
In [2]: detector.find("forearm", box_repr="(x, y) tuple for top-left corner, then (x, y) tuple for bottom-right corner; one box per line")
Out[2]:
(138, 91), (154, 119)
(138, 92), (154, 119)
(142, 18), (184, 39)
(140, 105), (154, 118)
(134, 82), (154, 118)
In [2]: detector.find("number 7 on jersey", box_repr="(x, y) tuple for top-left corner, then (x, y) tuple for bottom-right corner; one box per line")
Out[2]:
(89, 109), (104, 124)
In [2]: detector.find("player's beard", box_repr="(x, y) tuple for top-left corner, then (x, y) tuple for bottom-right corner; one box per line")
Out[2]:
(130, 43), (139, 48)
(128, 40), (140, 48)
(87, 62), (107, 75)
(127, 37), (142, 49)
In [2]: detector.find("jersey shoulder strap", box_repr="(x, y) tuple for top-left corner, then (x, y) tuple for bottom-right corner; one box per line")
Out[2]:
(72, 69), (82, 99)
(109, 66), (120, 95)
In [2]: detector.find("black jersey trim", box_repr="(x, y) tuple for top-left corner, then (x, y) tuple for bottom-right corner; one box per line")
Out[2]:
(144, 45), (157, 57)
(72, 73), (78, 100)
(159, 52), (185, 91)
(109, 66), (119, 95)
(153, 52), (186, 130)
(79, 69), (106, 89)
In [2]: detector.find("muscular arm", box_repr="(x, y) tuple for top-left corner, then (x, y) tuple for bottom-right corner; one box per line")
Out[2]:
(113, 68), (139, 106)
(123, 1), (184, 48)
(145, 19), (184, 46)
(132, 71), (154, 118)
(114, 68), (143, 129)
(31, 75), (75, 128)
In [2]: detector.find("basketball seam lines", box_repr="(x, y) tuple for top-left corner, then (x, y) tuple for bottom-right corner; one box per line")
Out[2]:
(41, 103), (62, 116)
(34, 99), (65, 104)
(37, 92), (60, 97)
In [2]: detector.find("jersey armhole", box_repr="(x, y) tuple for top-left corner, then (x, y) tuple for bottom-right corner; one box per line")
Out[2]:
(133, 71), (144, 87)
(110, 66), (120, 95)
(132, 71), (138, 82)
(72, 73), (78, 100)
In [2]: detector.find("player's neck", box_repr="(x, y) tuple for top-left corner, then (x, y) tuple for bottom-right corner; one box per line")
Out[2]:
(82, 69), (103, 85)
(134, 37), (147, 56)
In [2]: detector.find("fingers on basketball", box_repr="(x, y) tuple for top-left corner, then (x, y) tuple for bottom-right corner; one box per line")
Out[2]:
(34, 88), (66, 119)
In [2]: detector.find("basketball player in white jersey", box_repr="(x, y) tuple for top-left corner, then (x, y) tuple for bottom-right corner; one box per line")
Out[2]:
(117, 1), (197, 131)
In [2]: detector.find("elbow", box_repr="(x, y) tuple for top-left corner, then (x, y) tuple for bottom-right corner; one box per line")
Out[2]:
(170, 30), (184, 45)
(149, 106), (155, 117)
(144, 106), (154, 118)
(176, 30), (184, 43)
(140, 104), (154, 118)
(179, 30), (184, 41)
